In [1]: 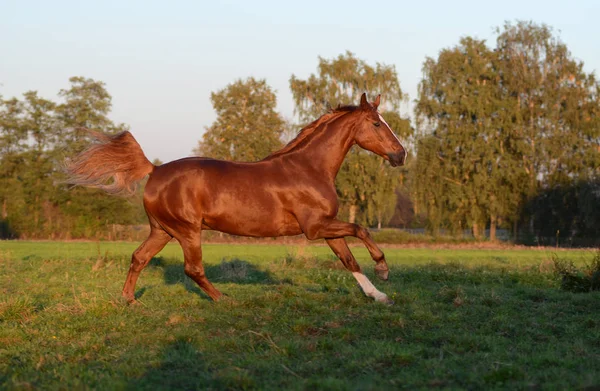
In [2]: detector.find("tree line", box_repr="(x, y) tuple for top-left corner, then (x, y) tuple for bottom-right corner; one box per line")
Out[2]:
(414, 21), (599, 243)
(0, 77), (144, 239)
(1, 21), (598, 243)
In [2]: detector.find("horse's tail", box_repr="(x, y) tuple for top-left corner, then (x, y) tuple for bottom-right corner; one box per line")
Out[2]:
(64, 129), (154, 196)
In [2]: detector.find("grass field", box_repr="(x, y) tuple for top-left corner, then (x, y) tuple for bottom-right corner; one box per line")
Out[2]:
(1, 241), (599, 390)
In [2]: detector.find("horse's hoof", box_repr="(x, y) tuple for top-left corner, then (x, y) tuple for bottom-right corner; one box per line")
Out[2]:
(376, 295), (394, 306)
(375, 267), (389, 281)
(122, 297), (139, 306)
(212, 292), (230, 303)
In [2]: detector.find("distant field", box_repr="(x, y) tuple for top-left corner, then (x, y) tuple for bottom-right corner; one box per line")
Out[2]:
(1, 241), (599, 390)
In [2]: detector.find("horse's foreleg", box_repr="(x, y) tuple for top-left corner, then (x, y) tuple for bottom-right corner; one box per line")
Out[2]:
(355, 226), (390, 281)
(305, 218), (390, 281)
(325, 238), (393, 304)
(179, 235), (222, 302)
(122, 227), (172, 303)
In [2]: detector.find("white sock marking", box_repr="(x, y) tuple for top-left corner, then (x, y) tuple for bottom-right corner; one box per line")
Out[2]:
(352, 272), (388, 301)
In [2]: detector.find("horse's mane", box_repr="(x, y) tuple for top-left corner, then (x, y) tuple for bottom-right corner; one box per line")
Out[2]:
(268, 105), (359, 158)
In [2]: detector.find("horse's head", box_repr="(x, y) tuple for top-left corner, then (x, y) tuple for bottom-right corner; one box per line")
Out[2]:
(352, 93), (407, 167)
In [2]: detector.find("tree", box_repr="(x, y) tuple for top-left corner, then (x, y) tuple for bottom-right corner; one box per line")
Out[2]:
(195, 77), (284, 162)
(19, 92), (59, 235)
(412, 136), (446, 236)
(0, 96), (27, 237)
(416, 37), (502, 238)
(289, 51), (412, 225)
(415, 22), (600, 241)
(0, 77), (143, 239)
(495, 21), (600, 237)
(55, 77), (140, 238)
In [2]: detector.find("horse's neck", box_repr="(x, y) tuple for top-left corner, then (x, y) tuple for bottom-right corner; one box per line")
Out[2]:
(283, 116), (356, 182)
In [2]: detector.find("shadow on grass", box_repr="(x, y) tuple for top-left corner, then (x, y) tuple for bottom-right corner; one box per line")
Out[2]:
(134, 287), (147, 300)
(135, 256), (280, 300)
(127, 338), (259, 390)
(126, 338), (219, 390)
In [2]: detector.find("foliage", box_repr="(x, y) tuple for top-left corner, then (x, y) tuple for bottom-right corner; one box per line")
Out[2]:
(416, 37), (510, 238)
(0, 242), (598, 390)
(553, 250), (600, 292)
(290, 52), (413, 226)
(194, 77), (284, 161)
(289, 51), (405, 120)
(0, 77), (144, 239)
(524, 181), (600, 246)
(495, 22), (600, 189)
(415, 22), (600, 240)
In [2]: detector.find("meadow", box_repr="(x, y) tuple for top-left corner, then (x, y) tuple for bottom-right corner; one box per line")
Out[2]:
(1, 241), (599, 390)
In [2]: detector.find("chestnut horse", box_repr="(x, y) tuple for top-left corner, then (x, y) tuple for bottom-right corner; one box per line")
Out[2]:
(65, 93), (406, 304)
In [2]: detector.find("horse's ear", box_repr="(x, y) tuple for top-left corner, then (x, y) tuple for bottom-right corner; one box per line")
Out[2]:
(360, 93), (369, 108)
(373, 94), (381, 110)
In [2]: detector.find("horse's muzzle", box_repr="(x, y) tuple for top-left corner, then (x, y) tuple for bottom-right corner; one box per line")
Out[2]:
(387, 151), (406, 167)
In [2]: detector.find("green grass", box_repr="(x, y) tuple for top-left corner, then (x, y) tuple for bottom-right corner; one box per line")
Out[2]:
(1, 241), (599, 390)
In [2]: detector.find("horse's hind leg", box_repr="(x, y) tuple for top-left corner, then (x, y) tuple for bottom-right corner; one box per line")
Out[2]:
(179, 233), (222, 301)
(122, 226), (172, 302)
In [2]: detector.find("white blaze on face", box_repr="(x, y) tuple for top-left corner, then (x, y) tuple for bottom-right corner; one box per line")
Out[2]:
(378, 113), (408, 161)
(352, 272), (389, 302)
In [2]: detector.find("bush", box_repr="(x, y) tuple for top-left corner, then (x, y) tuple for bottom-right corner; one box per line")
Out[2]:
(553, 250), (600, 293)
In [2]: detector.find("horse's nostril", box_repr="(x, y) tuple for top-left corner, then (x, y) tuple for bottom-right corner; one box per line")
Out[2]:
(387, 152), (405, 167)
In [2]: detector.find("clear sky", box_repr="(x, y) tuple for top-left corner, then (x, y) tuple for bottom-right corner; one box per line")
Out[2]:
(1, 0), (599, 162)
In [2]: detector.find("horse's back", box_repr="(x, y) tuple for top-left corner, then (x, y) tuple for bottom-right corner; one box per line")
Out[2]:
(147, 157), (276, 189)
(145, 157), (266, 206)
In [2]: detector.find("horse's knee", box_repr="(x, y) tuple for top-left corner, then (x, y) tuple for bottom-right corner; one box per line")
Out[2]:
(356, 226), (371, 240)
(356, 227), (385, 259)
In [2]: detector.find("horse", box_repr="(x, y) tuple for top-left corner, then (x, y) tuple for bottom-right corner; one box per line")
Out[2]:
(65, 93), (406, 304)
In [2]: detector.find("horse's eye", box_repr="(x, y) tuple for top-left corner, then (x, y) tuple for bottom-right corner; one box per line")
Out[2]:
(374, 122), (381, 127)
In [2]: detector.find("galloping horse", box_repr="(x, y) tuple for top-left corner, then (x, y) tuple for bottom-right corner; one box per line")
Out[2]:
(65, 93), (406, 304)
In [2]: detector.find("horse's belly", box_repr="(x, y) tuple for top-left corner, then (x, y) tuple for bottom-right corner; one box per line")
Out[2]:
(203, 208), (302, 237)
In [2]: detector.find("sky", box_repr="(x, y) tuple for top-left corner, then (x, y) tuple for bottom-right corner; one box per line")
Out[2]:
(1, 0), (599, 163)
